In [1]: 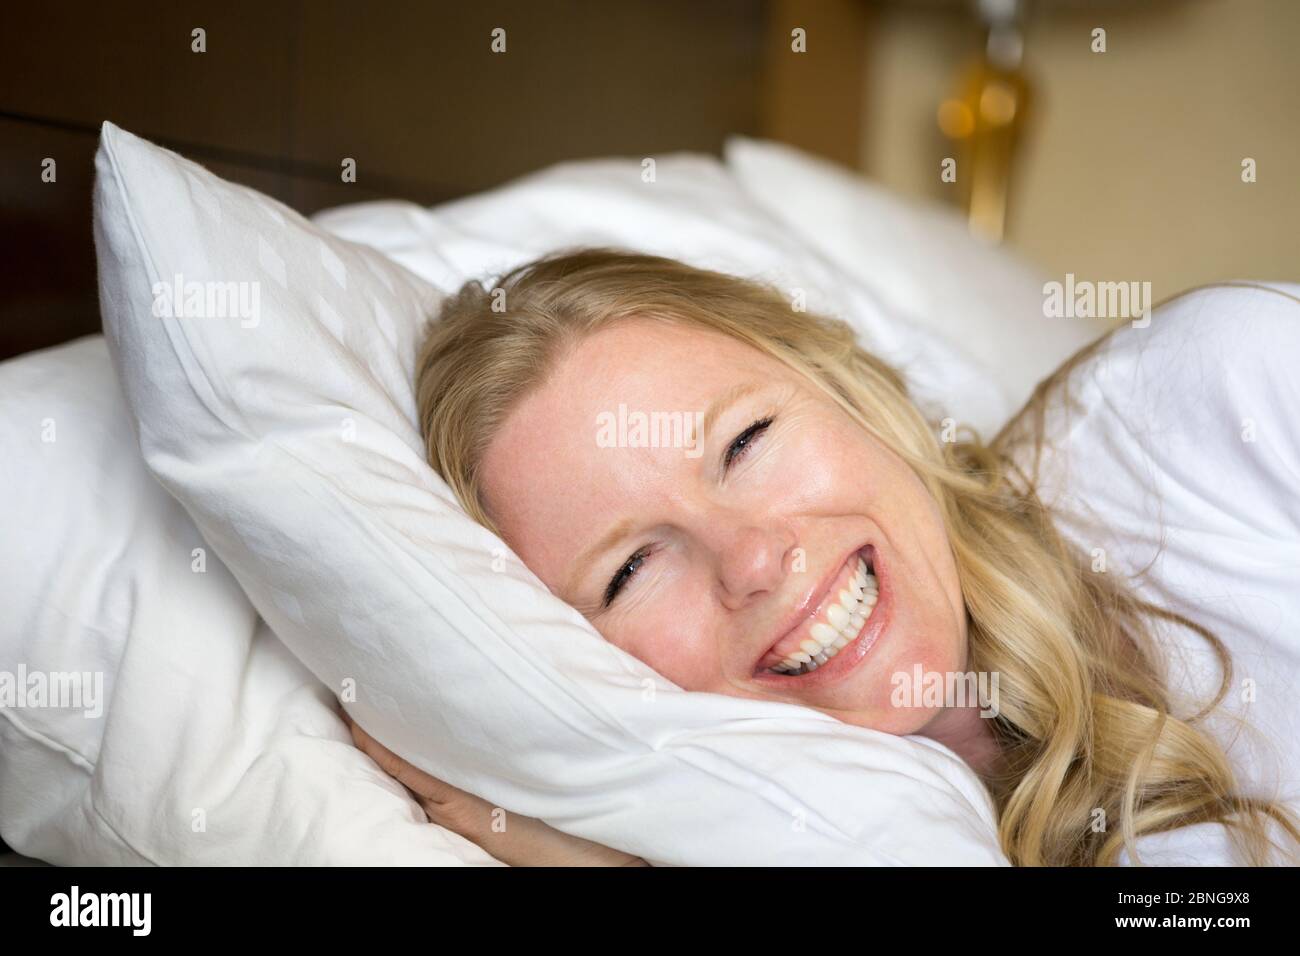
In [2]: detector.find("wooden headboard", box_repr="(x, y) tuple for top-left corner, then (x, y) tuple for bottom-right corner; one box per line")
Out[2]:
(0, 0), (868, 361)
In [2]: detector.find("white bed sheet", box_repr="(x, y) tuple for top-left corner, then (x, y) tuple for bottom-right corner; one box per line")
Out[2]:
(1010, 283), (1300, 864)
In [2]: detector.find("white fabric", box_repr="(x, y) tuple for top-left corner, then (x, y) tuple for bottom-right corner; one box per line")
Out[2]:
(723, 136), (1101, 418)
(73, 122), (1005, 865)
(0, 336), (503, 866)
(1009, 283), (1300, 864)
(310, 149), (1015, 437)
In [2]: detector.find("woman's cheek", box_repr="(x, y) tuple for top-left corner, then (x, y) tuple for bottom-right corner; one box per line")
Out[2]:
(619, 593), (718, 690)
(788, 416), (878, 505)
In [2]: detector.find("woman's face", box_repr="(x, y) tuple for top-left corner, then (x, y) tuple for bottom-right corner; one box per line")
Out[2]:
(478, 318), (969, 735)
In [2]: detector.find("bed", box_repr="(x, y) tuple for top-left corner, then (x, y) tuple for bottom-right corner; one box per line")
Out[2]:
(9, 3), (1292, 870)
(0, 119), (1087, 866)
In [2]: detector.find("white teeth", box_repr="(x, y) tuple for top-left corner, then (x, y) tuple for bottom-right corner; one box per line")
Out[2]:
(810, 622), (838, 645)
(770, 558), (879, 676)
(849, 558), (867, 598)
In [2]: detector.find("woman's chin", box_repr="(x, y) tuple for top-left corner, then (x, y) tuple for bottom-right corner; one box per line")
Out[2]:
(820, 630), (967, 733)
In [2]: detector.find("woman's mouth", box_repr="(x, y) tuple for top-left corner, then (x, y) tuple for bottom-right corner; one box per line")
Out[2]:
(752, 544), (890, 687)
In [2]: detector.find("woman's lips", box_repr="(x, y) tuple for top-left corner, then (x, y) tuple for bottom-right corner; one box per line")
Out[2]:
(754, 546), (870, 671)
(752, 544), (892, 689)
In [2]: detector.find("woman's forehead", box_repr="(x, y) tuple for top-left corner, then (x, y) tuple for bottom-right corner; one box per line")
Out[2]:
(526, 319), (774, 425)
(486, 322), (759, 487)
(478, 320), (785, 581)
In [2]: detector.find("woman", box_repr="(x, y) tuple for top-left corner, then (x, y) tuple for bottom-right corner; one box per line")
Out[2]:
(346, 248), (1300, 866)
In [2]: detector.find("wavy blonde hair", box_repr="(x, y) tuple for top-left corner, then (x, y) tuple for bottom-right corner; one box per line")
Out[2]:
(414, 248), (1300, 866)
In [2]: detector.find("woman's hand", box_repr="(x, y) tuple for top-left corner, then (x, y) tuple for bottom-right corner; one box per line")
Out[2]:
(342, 711), (650, 867)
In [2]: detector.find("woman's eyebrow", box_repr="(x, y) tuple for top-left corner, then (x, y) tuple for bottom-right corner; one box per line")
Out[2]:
(559, 380), (769, 604)
(699, 380), (767, 441)
(560, 516), (632, 606)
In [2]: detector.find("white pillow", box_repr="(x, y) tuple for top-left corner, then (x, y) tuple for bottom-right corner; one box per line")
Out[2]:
(92, 121), (1006, 865)
(311, 150), (1014, 437)
(0, 336), (502, 866)
(723, 136), (1101, 415)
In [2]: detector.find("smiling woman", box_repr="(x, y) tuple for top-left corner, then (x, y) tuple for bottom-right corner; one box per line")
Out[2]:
(402, 247), (1300, 867)
(476, 314), (972, 732)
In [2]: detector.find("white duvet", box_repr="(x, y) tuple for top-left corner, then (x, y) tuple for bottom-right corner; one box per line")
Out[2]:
(1015, 283), (1300, 864)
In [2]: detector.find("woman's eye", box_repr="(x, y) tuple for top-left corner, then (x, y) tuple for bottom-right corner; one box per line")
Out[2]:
(724, 417), (773, 470)
(603, 546), (650, 608)
(601, 417), (773, 608)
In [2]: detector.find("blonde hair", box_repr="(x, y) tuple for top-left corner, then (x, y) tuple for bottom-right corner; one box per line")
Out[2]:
(414, 247), (1300, 866)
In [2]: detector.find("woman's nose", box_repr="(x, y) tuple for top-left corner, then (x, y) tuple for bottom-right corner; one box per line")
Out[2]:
(713, 524), (794, 609)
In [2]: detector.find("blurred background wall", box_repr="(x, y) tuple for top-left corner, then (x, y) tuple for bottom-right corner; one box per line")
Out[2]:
(1, 0), (779, 360)
(3, 0), (1294, 359)
(862, 0), (1299, 304)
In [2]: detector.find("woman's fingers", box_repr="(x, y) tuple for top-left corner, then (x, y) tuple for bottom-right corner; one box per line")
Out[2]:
(343, 713), (509, 841)
(340, 709), (650, 865)
(342, 710), (464, 811)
